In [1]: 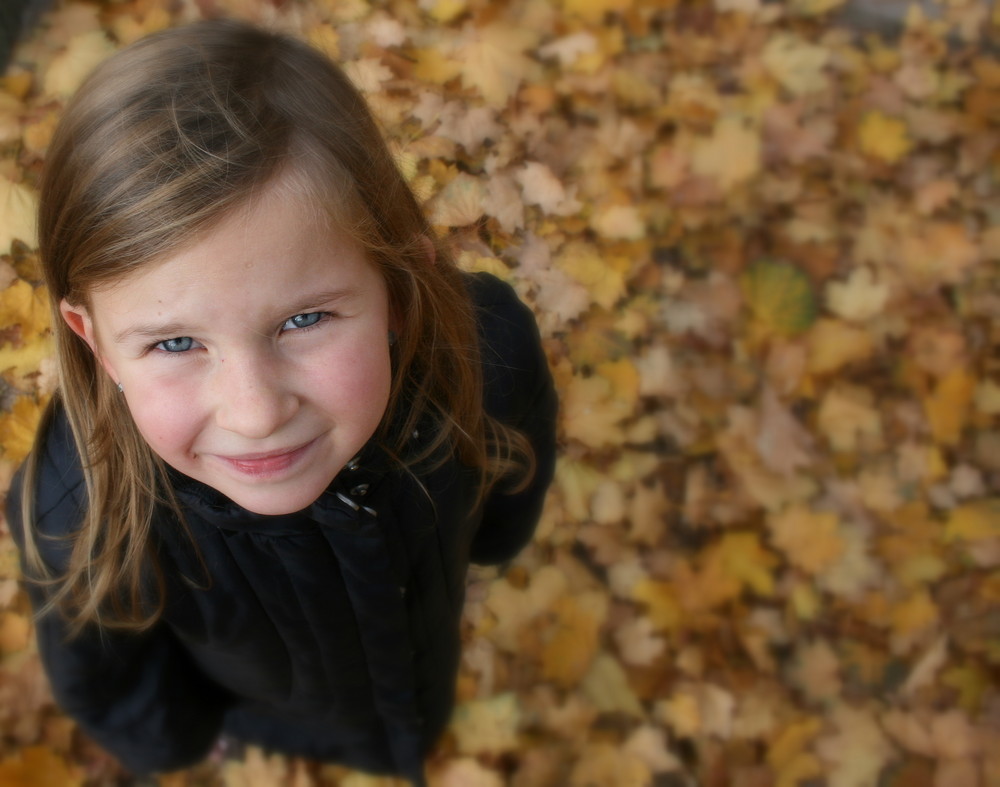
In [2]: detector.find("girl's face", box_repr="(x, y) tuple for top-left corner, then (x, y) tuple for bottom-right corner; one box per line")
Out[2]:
(60, 176), (394, 516)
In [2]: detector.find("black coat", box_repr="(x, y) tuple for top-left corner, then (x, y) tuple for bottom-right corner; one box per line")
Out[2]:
(7, 273), (557, 785)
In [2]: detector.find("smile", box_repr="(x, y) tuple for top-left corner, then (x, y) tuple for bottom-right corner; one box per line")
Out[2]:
(215, 439), (317, 479)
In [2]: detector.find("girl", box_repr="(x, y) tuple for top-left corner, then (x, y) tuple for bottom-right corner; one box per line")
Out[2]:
(7, 19), (557, 786)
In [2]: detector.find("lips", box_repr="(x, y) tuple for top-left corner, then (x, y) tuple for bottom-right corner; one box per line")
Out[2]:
(215, 439), (317, 479)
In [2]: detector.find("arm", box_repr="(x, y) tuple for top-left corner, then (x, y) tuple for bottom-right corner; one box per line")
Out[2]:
(467, 274), (558, 565)
(5, 408), (229, 775)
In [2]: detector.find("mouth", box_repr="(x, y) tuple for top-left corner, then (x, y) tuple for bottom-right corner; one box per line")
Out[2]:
(216, 439), (317, 479)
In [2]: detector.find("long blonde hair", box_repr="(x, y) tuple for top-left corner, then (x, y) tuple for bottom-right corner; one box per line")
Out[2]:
(21, 19), (533, 634)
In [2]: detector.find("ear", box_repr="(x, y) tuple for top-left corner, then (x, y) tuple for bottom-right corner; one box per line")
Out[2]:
(59, 299), (118, 379)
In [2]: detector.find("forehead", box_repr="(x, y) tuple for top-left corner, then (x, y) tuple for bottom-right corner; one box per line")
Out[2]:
(88, 176), (381, 329)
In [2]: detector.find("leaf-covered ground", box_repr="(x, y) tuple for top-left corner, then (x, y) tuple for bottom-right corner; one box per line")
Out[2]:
(1, 0), (1000, 785)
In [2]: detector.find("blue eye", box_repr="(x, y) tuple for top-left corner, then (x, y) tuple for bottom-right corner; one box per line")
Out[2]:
(156, 337), (195, 353)
(283, 312), (324, 331)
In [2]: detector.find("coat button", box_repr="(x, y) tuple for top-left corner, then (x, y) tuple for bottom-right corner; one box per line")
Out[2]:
(350, 483), (370, 496)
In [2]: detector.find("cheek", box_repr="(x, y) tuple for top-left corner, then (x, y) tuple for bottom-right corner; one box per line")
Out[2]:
(123, 386), (201, 457)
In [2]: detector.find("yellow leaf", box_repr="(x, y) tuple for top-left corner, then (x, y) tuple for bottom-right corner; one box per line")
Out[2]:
(457, 24), (538, 107)
(741, 259), (818, 338)
(806, 318), (875, 375)
(923, 367), (975, 445)
(562, 374), (632, 448)
(0, 335), (55, 383)
(975, 379), (1000, 414)
(0, 395), (49, 465)
(0, 280), (51, 344)
(945, 499), (1000, 542)
(555, 241), (627, 311)
(632, 580), (682, 632)
(858, 111), (911, 164)
(768, 505), (845, 575)
(0, 746), (81, 787)
(768, 717), (824, 769)
(817, 384), (882, 453)
(580, 654), (644, 718)
(428, 173), (485, 227)
(425, 0), (468, 23)
(942, 665), (991, 713)
(561, 0), (633, 24)
(761, 34), (830, 96)
(306, 23), (341, 60)
(825, 266), (890, 322)
(891, 589), (938, 638)
(790, 0), (846, 14)
(43, 31), (116, 99)
(775, 753), (823, 787)
(713, 532), (778, 598)
(412, 48), (462, 84)
(691, 116), (762, 191)
(589, 204), (645, 240)
(0, 611), (29, 653)
(899, 221), (979, 290)
(541, 592), (608, 687)
(450, 694), (521, 755)
(0, 177), (39, 251)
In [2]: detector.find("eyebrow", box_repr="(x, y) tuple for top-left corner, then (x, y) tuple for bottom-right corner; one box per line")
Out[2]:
(111, 288), (359, 344)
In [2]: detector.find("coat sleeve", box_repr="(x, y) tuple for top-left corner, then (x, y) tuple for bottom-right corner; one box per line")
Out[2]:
(5, 408), (230, 775)
(468, 274), (558, 565)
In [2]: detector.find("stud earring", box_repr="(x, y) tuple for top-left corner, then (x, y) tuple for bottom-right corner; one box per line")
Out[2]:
(117, 382), (124, 393)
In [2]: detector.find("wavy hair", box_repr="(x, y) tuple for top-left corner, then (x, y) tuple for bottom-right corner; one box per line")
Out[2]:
(20, 19), (533, 634)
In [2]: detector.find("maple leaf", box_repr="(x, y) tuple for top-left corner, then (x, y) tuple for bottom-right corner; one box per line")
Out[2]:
(0, 280), (50, 346)
(945, 499), (1000, 542)
(898, 221), (979, 290)
(923, 367), (975, 446)
(741, 259), (818, 338)
(580, 653), (644, 718)
(768, 504), (845, 575)
(858, 111), (912, 164)
(816, 704), (898, 787)
(484, 566), (568, 652)
(0, 177), (39, 251)
(789, 639), (842, 704)
(427, 172), (485, 227)
(614, 616), (666, 666)
(691, 116), (762, 192)
(515, 162), (582, 217)
(43, 31), (116, 99)
(825, 266), (891, 323)
(568, 742), (651, 787)
(817, 383), (883, 453)
(761, 34), (830, 96)
(0, 746), (82, 787)
(589, 204), (645, 241)
(537, 32), (598, 69)
(806, 318), (876, 375)
(455, 23), (539, 107)
(755, 386), (816, 476)
(432, 758), (503, 787)
(541, 592), (608, 687)
(0, 396), (50, 465)
(411, 48), (463, 84)
(450, 693), (521, 755)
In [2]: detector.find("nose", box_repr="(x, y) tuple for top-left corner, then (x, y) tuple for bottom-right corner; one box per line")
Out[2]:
(211, 351), (298, 439)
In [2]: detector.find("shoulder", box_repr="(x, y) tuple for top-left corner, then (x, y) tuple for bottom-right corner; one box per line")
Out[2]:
(465, 272), (544, 376)
(462, 272), (552, 421)
(5, 400), (86, 568)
